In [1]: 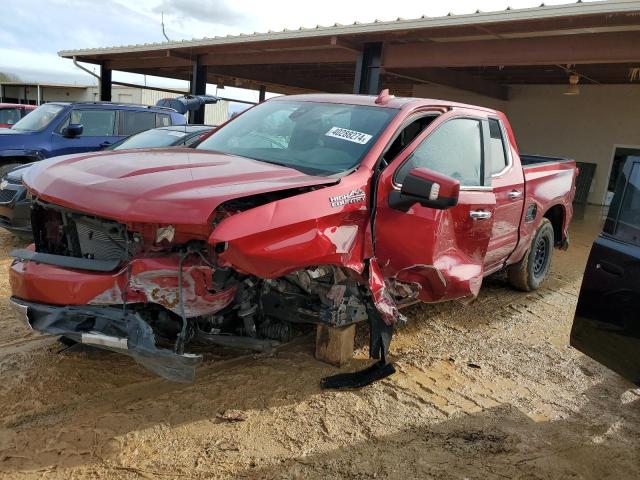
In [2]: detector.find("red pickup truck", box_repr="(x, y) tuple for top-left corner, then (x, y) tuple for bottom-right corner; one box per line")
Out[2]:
(9, 92), (577, 383)
(0, 103), (36, 128)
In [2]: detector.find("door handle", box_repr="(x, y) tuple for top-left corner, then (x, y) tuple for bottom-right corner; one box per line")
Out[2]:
(507, 190), (523, 200)
(597, 261), (624, 276)
(100, 141), (112, 147)
(470, 210), (492, 220)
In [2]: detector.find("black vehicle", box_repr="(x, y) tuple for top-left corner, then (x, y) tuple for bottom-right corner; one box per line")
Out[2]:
(0, 125), (215, 237)
(104, 124), (215, 150)
(570, 156), (640, 385)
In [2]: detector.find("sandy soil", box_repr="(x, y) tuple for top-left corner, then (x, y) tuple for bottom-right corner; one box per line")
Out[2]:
(1, 206), (639, 479)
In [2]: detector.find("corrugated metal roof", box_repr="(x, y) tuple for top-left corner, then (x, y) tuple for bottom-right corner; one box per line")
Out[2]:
(59, 0), (640, 57)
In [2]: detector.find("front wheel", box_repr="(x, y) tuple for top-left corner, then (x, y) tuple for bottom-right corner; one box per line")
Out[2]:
(507, 218), (554, 291)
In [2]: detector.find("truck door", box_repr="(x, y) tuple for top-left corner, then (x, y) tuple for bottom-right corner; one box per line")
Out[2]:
(374, 110), (496, 303)
(51, 108), (118, 156)
(483, 117), (525, 270)
(570, 157), (640, 385)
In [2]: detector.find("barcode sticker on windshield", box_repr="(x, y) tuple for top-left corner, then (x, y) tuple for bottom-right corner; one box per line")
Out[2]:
(325, 127), (372, 145)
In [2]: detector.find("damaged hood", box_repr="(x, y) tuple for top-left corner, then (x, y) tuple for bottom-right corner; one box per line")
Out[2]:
(23, 148), (335, 225)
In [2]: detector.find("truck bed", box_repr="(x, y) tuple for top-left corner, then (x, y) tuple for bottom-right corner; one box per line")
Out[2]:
(520, 154), (577, 250)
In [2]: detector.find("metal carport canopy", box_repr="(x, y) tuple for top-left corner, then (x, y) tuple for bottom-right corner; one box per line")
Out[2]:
(59, 0), (640, 101)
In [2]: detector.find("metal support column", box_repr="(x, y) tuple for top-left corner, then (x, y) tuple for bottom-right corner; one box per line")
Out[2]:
(353, 42), (383, 95)
(100, 64), (112, 101)
(190, 55), (207, 124)
(258, 85), (266, 102)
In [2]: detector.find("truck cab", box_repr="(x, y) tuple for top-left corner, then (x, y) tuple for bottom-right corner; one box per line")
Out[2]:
(0, 101), (186, 175)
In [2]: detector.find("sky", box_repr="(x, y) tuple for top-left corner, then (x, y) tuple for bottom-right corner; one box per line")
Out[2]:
(0, 0), (597, 102)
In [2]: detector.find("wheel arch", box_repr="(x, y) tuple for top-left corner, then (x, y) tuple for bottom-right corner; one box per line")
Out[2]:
(542, 203), (565, 246)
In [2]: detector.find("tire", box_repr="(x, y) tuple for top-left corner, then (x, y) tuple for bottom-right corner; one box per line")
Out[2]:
(0, 163), (23, 178)
(507, 218), (554, 291)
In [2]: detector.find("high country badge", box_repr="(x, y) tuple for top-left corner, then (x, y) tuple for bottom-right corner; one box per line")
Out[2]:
(329, 188), (366, 208)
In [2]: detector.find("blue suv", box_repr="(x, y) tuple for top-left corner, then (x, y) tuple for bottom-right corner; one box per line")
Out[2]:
(0, 101), (186, 175)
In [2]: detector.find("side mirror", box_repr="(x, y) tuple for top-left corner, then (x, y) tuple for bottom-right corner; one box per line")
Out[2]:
(62, 123), (83, 138)
(390, 167), (460, 211)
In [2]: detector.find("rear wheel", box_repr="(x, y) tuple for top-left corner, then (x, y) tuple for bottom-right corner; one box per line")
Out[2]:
(508, 218), (554, 291)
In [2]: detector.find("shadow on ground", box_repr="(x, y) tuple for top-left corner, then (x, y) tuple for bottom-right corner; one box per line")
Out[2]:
(236, 377), (640, 479)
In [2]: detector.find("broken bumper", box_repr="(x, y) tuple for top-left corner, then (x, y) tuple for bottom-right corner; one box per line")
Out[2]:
(9, 251), (237, 318)
(10, 297), (201, 382)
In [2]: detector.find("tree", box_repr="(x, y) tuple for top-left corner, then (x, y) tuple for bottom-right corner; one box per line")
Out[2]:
(0, 72), (19, 82)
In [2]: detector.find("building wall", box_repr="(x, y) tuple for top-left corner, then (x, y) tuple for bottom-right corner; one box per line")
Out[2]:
(93, 86), (229, 126)
(1, 84), (229, 127)
(412, 83), (640, 205)
(1, 85), (92, 103)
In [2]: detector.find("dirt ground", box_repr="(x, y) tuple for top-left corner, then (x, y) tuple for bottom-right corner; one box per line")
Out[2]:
(1, 206), (639, 479)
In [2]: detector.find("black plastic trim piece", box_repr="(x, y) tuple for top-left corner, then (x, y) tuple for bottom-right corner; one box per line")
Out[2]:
(10, 248), (121, 272)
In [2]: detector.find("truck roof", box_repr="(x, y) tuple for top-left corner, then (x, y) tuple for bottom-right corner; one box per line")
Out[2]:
(0, 103), (37, 109)
(273, 93), (502, 116)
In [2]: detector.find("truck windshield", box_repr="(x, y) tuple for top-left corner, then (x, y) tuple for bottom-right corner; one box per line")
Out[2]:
(11, 104), (64, 132)
(0, 108), (20, 125)
(197, 100), (397, 176)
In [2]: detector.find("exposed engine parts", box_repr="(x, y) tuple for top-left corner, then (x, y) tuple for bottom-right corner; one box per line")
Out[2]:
(31, 200), (141, 263)
(236, 279), (259, 337)
(261, 266), (369, 327)
(110, 260), (377, 379)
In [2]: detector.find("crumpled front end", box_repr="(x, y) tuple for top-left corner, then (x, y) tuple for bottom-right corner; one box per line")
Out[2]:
(11, 251), (237, 318)
(10, 175), (413, 382)
(9, 248), (238, 382)
(9, 200), (245, 381)
(208, 180), (413, 327)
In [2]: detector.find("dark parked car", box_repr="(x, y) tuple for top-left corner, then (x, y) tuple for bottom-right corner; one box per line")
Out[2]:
(0, 101), (186, 176)
(0, 125), (215, 237)
(0, 103), (37, 129)
(105, 124), (215, 150)
(571, 156), (640, 385)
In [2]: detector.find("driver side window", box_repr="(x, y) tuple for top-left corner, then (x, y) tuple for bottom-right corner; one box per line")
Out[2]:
(58, 109), (116, 136)
(395, 118), (484, 186)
